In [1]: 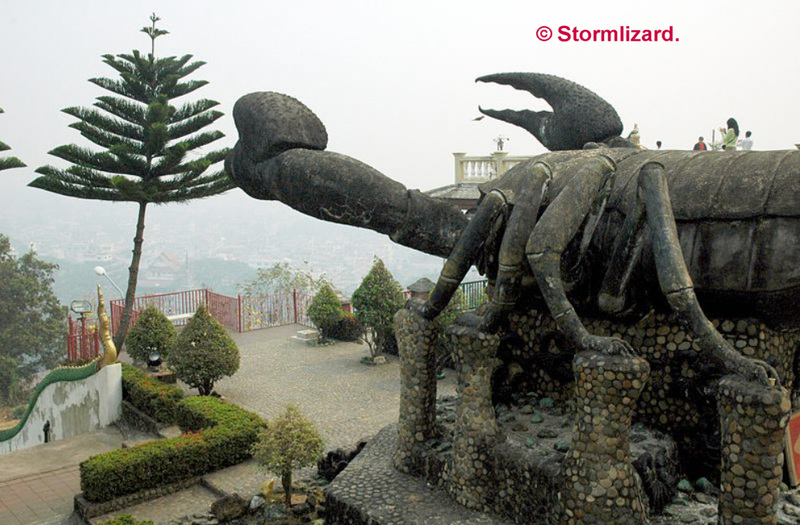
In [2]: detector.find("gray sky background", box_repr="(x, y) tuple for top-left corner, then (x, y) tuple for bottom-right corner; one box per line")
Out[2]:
(1, 0), (799, 257)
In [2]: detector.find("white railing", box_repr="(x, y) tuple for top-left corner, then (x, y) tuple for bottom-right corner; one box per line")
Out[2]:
(453, 152), (529, 183)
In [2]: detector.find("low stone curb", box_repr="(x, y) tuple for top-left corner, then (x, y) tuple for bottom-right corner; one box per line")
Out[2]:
(74, 476), (202, 520)
(120, 400), (168, 436)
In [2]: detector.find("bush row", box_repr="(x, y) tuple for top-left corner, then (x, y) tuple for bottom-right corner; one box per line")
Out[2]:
(121, 363), (183, 424)
(80, 396), (264, 502)
(325, 312), (363, 342)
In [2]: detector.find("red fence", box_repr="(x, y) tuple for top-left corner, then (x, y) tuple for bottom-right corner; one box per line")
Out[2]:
(239, 289), (312, 331)
(107, 288), (313, 337)
(67, 316), (101, 362)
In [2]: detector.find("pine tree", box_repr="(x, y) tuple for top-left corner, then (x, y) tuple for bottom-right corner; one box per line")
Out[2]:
(351, 257), (405, 358)
(30, 14), (233, 348)
(0, 108), (25, 171)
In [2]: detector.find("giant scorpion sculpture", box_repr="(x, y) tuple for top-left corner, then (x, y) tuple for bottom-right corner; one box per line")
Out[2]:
(227, 72), (799, 388)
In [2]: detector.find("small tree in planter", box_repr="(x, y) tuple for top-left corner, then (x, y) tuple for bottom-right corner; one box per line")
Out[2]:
(351, 257), (404, 362)
(126, 306), (177, 364)
(251, 404), (324, 507)
(306, 283), (343, 341)
(169, 305), (239, 395)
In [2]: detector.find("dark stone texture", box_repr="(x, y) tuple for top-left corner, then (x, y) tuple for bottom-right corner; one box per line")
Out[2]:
(317, 440), (368, 482)
(499, 308), (799, 481)
(476, 72), (624, 151)
(326, 425), (510, 525)
(210, 493), (248, 521)
(717, 377), (790, 524)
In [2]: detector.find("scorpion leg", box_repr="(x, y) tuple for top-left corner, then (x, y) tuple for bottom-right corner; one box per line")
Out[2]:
(413, 190), (508, 320)
(479, 162), (552, 331)
(598, 186), (647, 315)
(636, 162), (778, 387)
(526, 155), (635, 356)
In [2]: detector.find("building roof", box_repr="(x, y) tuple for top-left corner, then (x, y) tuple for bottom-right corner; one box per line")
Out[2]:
(424, 183), (482, 201)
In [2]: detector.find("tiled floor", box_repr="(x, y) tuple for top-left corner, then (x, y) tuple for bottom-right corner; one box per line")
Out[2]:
(0, 466), (80, 525)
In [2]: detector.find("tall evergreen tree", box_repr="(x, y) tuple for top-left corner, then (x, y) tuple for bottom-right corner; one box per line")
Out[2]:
(0, 107), (25, 171)
(30, 14), (233, 348)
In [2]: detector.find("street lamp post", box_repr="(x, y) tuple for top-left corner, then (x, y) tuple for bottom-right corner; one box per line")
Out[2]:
(95, 266), (125, 340)
(94, 266), (125, 300)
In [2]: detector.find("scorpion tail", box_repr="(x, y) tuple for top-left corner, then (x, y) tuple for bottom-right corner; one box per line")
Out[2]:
(477, 72), (623, 151)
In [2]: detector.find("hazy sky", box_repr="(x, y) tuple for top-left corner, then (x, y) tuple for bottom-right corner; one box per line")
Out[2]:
(1, 0), (799, 257)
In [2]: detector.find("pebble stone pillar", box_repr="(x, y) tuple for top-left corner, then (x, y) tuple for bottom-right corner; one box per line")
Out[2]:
(446, 324), (502, 511)
(717, 377), (791, 525)
(393, 305), (438, 474)
(561, 351), (650, 525)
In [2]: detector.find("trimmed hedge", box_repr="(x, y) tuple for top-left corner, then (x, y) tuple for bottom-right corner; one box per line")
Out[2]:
(326, 312), (363, 342)
(80, 396), (264, 502)
(121, 364), (183, 424)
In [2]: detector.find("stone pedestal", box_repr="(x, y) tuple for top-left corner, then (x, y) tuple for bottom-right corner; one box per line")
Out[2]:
(393, 306), (438, 474)
(446, 324), (502, 511)
(561, 351), (650, 525)
(717, 377), (790, 525)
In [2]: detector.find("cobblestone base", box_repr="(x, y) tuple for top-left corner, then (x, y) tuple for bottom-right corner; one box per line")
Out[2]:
(496, 309), (799, 479)
(326, 425), (511, 525)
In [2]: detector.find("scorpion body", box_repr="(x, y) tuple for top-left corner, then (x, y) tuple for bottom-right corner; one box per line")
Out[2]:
(483, 148), (800, 329)
(227, 73), (793, 386)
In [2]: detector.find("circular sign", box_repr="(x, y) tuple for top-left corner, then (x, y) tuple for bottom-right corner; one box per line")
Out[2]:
(70, 300), (93, 314)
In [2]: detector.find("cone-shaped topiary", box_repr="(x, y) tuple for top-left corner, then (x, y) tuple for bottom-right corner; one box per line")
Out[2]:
(126, 305), (177, 363)
(351, 257), (405, 358)
(307, 283), (344, 340)
(251, 404), (324, 507)
(169, 305), (239, 395)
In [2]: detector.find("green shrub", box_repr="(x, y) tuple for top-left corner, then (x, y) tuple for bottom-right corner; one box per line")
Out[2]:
(251, 404), (324, 507)
(98, 515), (155, 525)
(351, 258), (405, 358)
(121, 363), (183, 424)
(126, 306), (178, 363)
(169, 305), (239, 395)
(80, 396), (264, 502)
(307, 283), (344, 339)
(326, 312), (363, 342)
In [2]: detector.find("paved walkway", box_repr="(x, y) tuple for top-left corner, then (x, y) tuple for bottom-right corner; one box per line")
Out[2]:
(90, 324), (457, 523)
(217, 325), (457, 449)
(0, 427), (126, 525)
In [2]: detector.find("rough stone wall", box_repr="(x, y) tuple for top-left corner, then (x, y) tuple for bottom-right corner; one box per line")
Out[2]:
(393, 308), (438, 474)
(560, 352), (649, 524)
(0, 363), (122, 454)
(444, 324), (502, 511)
(717, 377), (790, 525)
(498, 309), (798, 477)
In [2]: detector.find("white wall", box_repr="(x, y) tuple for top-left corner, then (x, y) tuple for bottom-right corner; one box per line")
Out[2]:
(0, 363), (122, 455)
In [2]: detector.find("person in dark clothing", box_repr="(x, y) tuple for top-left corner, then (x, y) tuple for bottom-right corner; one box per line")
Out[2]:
(693, 136), (708, 151)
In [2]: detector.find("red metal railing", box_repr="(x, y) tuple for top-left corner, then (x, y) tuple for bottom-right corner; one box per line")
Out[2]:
(239, 289), (313, 331)
(67, 316), (101, 362)
(206, 290), (240, 332)
(107, 287), (314, 337)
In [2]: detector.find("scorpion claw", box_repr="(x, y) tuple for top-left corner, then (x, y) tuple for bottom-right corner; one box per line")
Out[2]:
(749, 359), (780, 388)
(226, 92), (329, 197)
(476, 72), (623, 151)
